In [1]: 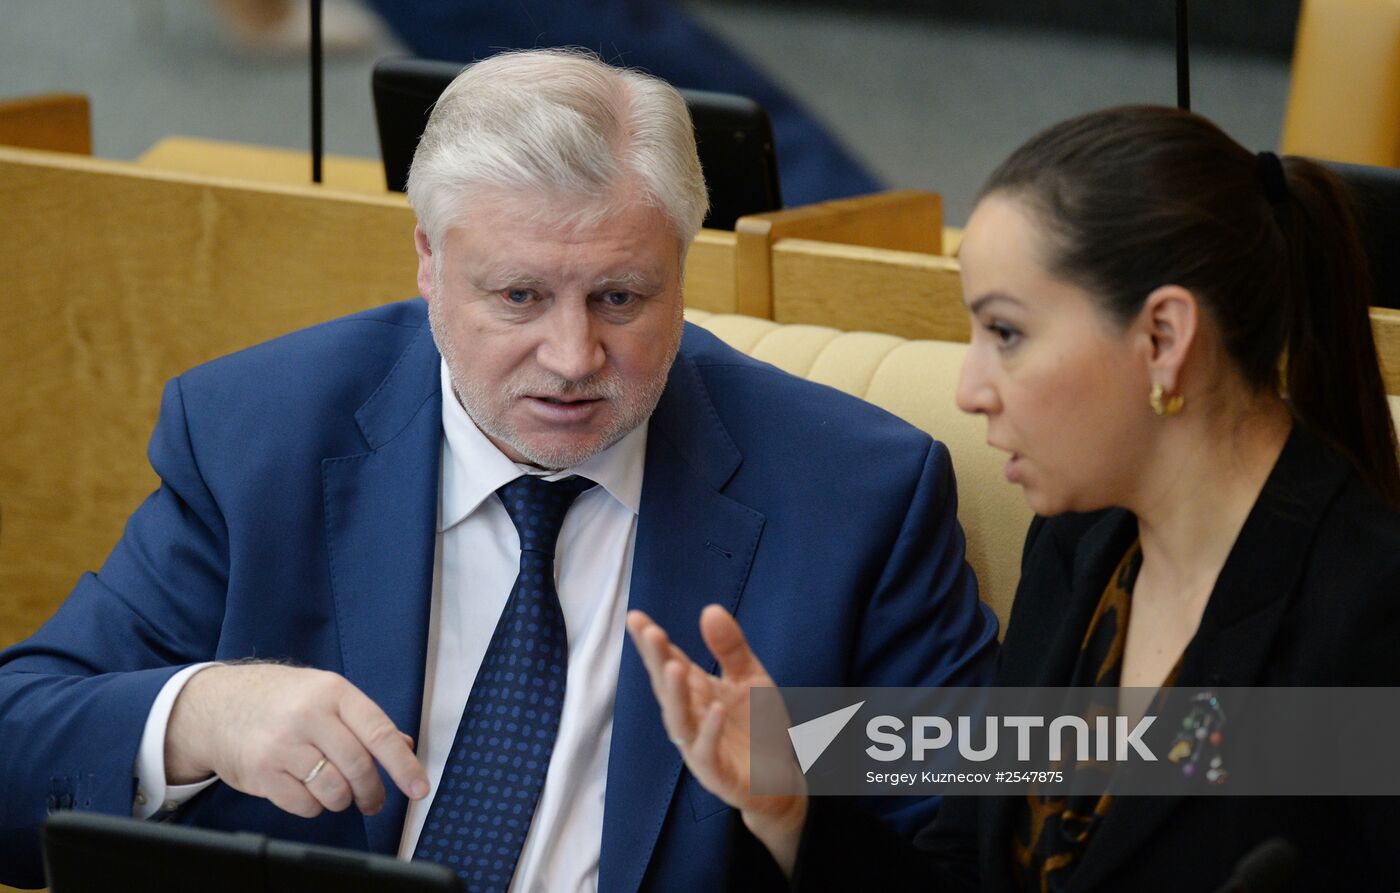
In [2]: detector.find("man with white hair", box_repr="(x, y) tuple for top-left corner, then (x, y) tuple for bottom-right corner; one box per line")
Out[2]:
(0, 50), (997, 891)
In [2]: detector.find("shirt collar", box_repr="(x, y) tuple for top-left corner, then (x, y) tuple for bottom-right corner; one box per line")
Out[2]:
(438, 358), (647, 532)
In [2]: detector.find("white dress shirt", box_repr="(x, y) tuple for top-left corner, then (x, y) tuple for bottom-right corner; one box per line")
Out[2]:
(135, 358), (645, 893)
(405, 360), (643, 891)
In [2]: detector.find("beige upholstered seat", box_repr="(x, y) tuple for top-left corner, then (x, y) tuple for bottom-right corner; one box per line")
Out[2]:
(686, 310), (1033, 632)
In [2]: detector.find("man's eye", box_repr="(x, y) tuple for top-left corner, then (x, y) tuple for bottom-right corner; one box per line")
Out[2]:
(503, 288), (535, 305)
(600, 291), (634, 307)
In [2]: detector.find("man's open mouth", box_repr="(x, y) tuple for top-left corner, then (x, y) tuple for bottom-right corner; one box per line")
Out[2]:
(531, 395), (600, 405)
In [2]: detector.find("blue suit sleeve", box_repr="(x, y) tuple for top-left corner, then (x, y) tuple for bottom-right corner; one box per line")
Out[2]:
(0, 378), (229, 888)
(850, 438), (1000, 837)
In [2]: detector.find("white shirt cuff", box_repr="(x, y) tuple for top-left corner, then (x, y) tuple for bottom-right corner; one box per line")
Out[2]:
(133, 662), (221, 819)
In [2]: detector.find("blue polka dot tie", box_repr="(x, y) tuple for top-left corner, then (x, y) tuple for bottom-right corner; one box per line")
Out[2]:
(413, 474), (594, 891)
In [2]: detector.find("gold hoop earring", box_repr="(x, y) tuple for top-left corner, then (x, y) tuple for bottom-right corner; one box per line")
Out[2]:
(1149, 382), (1184, 417)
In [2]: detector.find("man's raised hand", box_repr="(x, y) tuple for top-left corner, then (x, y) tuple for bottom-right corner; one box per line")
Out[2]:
(625, 605), (807, 876)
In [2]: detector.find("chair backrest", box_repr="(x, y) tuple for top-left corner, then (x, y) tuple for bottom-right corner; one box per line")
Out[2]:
(684, 310), (1032, 633)
(0, 148), (419, 647)
(1327, 160), (1400, 310)
(1282, 0), (1400, 167)
(1375, 309), (1400, 423)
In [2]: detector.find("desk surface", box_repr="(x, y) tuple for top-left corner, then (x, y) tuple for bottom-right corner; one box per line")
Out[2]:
(138, 136), (394, 197)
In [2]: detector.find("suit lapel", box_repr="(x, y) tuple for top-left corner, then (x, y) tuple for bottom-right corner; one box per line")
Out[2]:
(599, 348), (766, 893)
(1069, 428), (1349, 891)
(1048, 512), (1139, 685)
(321, 322), (443, 855)
(981, 511), (1138, 888)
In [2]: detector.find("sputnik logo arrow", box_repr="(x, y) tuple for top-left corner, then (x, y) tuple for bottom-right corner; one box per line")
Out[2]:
(787, 701), (865, 773)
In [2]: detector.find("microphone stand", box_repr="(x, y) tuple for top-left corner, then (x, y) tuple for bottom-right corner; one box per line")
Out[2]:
(1176, 0), (1191, 110)
(310, 0), (323, 183)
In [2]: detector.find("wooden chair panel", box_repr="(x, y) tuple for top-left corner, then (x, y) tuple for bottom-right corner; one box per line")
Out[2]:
(734, 190), (943, 318)
(0, 93), (91, 155)
(0, 148), (417, 647)
(771, 239), (968, 342)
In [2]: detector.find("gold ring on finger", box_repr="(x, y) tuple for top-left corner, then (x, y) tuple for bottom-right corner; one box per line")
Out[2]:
(300, 756), (328, 785)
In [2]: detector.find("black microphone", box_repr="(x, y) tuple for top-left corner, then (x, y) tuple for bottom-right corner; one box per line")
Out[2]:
(1215, 838), (1298, 893)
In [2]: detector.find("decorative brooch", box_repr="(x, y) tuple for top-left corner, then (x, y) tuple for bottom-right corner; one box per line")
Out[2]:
(1166, 691), (1227, 785)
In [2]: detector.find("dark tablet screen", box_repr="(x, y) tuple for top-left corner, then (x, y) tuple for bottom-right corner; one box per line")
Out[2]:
(43, 812), (463, 893)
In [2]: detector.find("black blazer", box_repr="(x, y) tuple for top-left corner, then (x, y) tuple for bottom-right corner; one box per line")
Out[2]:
(793, 427), (1400, 892)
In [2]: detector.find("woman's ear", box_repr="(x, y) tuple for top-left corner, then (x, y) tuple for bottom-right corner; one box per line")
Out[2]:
(1138, 284), (1199, 395)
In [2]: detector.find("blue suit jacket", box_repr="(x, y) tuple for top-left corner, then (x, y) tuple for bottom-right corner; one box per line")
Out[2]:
(0, 299), (997, 890)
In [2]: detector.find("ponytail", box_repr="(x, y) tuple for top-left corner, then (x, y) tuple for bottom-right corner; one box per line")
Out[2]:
(981, 107), (1400, 507)
(1278, 158), (1400, 506)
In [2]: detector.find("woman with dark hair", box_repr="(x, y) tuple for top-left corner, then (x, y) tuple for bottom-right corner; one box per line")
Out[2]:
(627, 105), (1400, 890)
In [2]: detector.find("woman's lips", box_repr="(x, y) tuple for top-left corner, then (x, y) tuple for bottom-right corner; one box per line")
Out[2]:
(1004, 453), (1023, 483)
